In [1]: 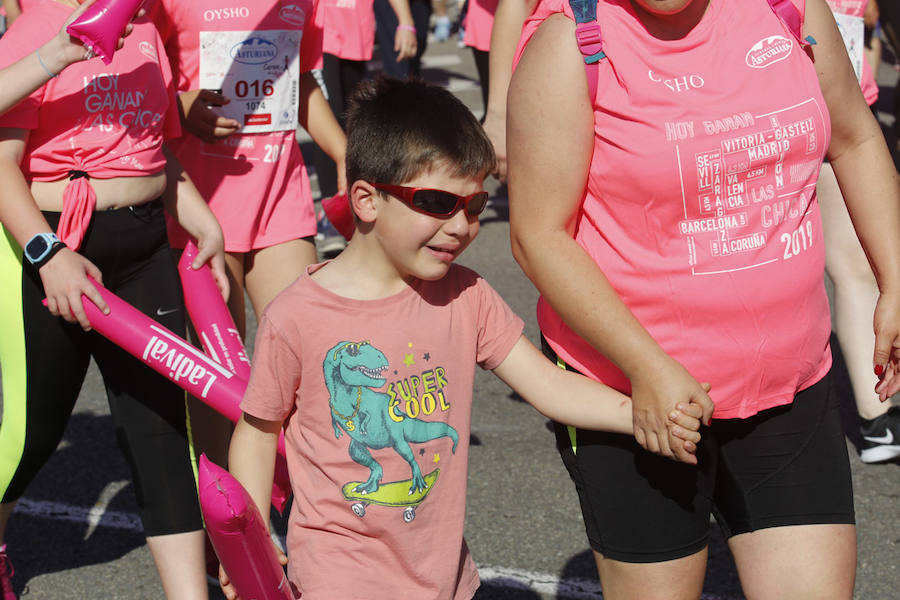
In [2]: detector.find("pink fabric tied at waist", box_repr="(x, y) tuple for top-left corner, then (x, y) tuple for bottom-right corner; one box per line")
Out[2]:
(57, 170), (96, 251)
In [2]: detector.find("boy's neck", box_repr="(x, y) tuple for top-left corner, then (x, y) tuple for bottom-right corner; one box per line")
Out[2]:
(310, 236), (417, 300)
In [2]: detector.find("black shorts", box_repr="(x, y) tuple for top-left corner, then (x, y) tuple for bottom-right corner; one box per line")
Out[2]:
(0, 200), (202, 536)
(543, 342), (854, 563)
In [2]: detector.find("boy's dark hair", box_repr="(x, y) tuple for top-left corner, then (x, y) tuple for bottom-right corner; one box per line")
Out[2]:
(344, 77), (496, 187)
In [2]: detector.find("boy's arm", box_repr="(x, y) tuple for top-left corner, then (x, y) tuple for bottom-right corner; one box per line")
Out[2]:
(228, 413), (282, 527)
(492, 336), (711, 463)
(492, 335), (633, 434)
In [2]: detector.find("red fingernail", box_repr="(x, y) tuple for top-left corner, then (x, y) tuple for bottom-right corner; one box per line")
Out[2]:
(875, 364), (885, 377)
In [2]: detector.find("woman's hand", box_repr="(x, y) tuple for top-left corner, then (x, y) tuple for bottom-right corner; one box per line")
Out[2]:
(873, 288), (900, 400)
(630, 356), (712, 463)
(177, 89), (241, 143)
(190, 217), (229, 302)
(394, 28), (418, 61)
(39, 248), (108, 330)
(48, 0), (146, 69)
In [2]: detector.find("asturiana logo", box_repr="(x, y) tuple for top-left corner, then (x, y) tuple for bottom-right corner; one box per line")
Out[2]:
(138, 41), (158, 63)
(746, 35), (792, 68)
(280, 4), (306, 26)
(230, 37), (278, 65)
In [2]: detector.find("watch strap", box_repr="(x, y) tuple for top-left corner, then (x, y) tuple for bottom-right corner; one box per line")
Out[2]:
(33, 241), (66, 269)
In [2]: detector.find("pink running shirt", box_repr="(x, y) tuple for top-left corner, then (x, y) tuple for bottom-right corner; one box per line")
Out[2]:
(0, 3), (180, 249)
(463, 0), (499, 52)
(518, 0), (833, 418)
(241, 263), (524, 600)
(151, 0), (323, 252)
(320, 0), (376, 61)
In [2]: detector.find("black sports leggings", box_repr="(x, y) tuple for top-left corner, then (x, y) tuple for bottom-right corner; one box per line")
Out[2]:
(0, 200), (202, 536)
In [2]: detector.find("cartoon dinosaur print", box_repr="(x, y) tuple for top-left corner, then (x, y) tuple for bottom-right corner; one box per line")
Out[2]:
(324, 340), (459, 496)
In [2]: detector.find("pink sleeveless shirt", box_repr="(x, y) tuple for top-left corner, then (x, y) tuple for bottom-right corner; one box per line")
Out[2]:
(320, 0), (376, 61)
(518, 0), (832, 418)
(463, 0), (499, 52)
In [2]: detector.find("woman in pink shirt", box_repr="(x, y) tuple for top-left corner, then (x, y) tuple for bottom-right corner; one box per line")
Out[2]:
(819, 0), (900, 463)
(0, 1), (227, 598)
(508, 0), (900, 597)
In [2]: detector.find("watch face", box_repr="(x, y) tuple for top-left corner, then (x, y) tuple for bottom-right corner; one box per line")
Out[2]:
(25, 235), (50, 260)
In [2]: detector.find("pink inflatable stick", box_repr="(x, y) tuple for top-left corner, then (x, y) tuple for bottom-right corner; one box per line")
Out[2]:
(198, 455), (293, 600)
(178, 241), (251, 381)
(76, 278), (246, 419)
(62, 279), (293, 511)
(66, 0), (145, 65)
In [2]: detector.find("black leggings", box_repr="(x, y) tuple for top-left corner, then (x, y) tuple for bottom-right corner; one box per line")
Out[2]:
(0, 200), (202, 536)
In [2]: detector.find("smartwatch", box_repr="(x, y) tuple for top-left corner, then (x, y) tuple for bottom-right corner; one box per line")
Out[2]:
(24, 232), (65, 268)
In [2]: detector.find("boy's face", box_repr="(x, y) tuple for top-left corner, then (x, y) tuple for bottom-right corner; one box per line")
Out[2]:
(374, 167), (483, 284)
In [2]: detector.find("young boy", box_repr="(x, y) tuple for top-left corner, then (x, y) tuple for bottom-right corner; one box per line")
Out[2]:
(223, 77), (712, 600)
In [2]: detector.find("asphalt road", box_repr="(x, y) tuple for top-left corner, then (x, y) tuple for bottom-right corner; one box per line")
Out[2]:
(1, 26), (898, 600)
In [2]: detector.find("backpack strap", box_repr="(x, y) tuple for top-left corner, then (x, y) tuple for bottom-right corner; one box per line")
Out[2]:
(568, 0), (604, 101)
(767, 0), (817, 47)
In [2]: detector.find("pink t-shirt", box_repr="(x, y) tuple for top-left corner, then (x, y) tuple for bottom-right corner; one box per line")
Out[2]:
(151, 0), (324, 251)
(826, 0), (877, 105)
(0, 4), (179, 180)
(463, 0), (499, 52)
(518, 0), (832, 419)
(320, 0), (376, 61)
(241, 263), (524, 600)
(0, 1), (180, 249)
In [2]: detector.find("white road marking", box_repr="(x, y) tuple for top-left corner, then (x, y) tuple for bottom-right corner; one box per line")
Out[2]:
(15, 497), (143, 533)
(83, 480), (131, 540)
(16, 499), (742, 599)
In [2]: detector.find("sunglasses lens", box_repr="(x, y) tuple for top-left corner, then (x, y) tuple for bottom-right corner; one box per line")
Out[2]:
(412, 189), (459, 215)
(467, 192), (489, 216)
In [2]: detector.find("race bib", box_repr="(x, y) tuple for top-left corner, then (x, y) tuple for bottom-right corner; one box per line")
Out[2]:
(832, 12), (864, 82)
(199, 29), (301, 134)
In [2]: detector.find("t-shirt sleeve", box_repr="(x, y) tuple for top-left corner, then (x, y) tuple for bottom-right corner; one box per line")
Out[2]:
(471, 274), (525, 370)
(0, 11), (54, 130)
(240, 310), (302, 422)
(299, 0), (324, 72)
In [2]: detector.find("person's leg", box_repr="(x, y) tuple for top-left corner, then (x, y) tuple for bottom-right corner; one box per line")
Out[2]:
(91, 206), (207, 599)
(0, 223), (91, 598)
(433, 0), (452, 41)
(338, 58), (367, 112)
(146, 531), (209, 600)
(714, 374), (856, 599)
(471, 47), (489, 117)
(541, 339), (716, 598)
(243, 237), (317, 319)
(312, 54), (342, 200)
(409, 0), (432, 77)
(373, 0), (407, 78)
(818, 163), (899, 462)
(224, 250), (248, 337)
(819, 164), (883, 419)
(729, 524), (856, 600)
(594, 550), (707, 600)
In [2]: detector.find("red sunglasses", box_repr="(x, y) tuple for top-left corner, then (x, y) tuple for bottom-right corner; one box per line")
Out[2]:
(372, 183), (489, 218)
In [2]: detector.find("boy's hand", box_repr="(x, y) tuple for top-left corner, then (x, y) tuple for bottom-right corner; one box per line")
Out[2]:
(666, 382), (713, 464)
(217, 540), (288, 600)
(630, 357), (711, 464)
